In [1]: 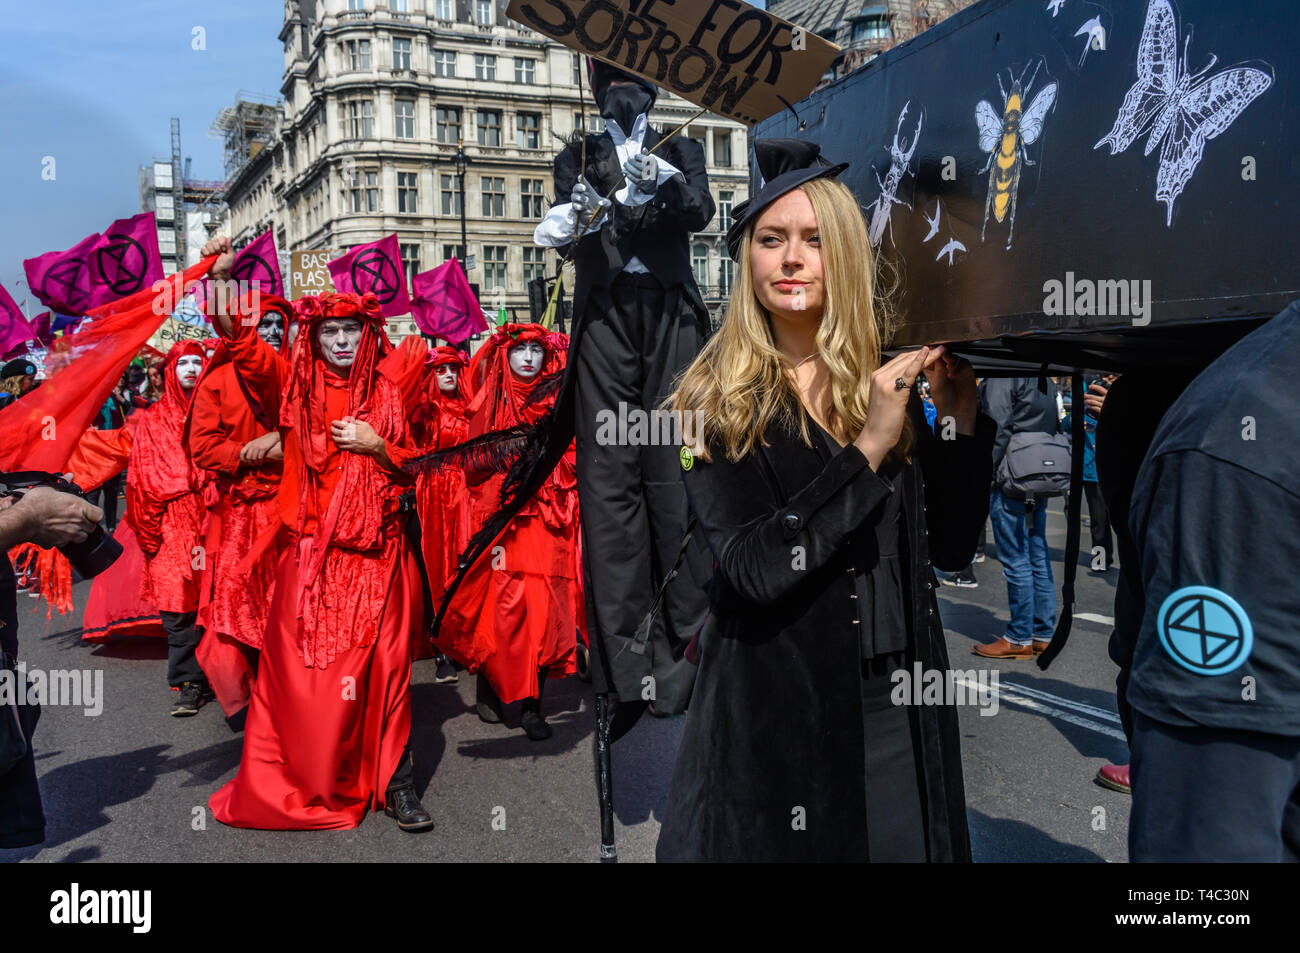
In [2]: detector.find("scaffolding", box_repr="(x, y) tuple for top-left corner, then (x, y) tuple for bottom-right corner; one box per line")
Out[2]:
(210, 91), (281, 180)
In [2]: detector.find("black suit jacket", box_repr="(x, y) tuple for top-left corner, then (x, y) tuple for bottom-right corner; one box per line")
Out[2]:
(551, 127), (714, 318)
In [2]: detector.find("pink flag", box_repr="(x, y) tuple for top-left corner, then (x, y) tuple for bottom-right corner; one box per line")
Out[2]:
(328, 234), (411, 317)
(229, 230), (284, 298)
(411, 258), (487, 341)
(0, 282), (38, 354)
(24, 213), (164, 315)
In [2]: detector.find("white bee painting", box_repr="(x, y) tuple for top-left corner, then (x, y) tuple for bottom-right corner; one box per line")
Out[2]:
(1094, 0), (1273, 226)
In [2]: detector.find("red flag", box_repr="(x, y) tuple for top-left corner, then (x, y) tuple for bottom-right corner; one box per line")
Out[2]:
(0, 257), (215, 474)
(328, 235), (411, 317)
(23, 212), (164, 315)
(411, 257), (487, 341)
(0, 282), (37, 354)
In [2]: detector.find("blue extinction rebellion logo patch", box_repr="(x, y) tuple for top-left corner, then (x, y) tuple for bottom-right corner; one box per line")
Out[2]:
(1156, 586), (1253, 676)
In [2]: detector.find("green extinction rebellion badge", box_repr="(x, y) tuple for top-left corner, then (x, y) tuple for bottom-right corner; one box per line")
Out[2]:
(680, 446), (694, 471)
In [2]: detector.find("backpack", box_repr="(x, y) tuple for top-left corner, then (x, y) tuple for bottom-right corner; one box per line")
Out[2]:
(995, 431), (1072, 500)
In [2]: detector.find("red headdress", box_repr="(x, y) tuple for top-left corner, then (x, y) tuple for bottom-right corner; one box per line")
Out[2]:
(466, 323), (561, 434)
(425, 345), (471, 405)
(282, 291), (390, 475)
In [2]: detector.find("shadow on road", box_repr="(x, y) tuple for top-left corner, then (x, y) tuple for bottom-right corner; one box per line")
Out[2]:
(969, 808), (1108, 862)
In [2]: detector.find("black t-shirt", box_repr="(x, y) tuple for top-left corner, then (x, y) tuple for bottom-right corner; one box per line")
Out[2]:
(1127, 302), (1300, 734)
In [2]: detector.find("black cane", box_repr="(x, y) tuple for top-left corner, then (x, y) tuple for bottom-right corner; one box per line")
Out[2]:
(595, 692), (617, 862)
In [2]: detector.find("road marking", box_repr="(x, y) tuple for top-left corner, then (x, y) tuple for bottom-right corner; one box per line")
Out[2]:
(953, 675), (1127, 740)
(1075, 612), (1115, 626)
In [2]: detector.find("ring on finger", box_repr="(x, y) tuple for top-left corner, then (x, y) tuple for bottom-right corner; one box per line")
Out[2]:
(894, 376), (910, 391)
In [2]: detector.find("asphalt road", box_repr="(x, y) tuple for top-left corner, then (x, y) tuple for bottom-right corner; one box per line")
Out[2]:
(2, 499), (1132, 863)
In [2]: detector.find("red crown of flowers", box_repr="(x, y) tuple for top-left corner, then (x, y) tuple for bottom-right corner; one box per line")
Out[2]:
(292, 291), (384, 326)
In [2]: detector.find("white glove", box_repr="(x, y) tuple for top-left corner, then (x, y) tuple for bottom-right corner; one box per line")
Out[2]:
(570, 179), (611, 231)
(621, 152), (659, 194)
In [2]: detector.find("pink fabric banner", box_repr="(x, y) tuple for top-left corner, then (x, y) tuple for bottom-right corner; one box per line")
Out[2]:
(411, 257), (487, 342)
(0, 281), (38, 354)
(328, 234), (412, 318)
(23, 212), (164, 315)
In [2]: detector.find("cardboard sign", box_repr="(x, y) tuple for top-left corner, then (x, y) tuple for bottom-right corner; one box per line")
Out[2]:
(755, 0), (1299, 356)
(152, 317), (208, 349)
(507, 0), (839, 126)
(290, 249), (338, 299)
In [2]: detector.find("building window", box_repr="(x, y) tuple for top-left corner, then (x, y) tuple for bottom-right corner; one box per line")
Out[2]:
(397, 171), (419, 213)
(514, 58), (536, 84)
(393, 37), (412, 71)
(395, 99), (415, 139)
(852, 15), (891, 43)
(520, 178), (545, 219)
(516, 112), (540, 149)
(443, 243), (466, 262)
(720, 257), (735, 296)
(574, 111), (604, 134)
(476, 0), (493, 26)
(693, 242), (709, 290)
(435, 0), (453, 20)
(719, 190), (734, 231)
(400, 242), (420, 284)
(476, 109), (501, 147)
(483, 245), (507, 290)
(440, 174), (463, 215)
(474, 54), (496, 81)
(348, 0), (364, 10)
(348, 170), (380, 212)
(481, 176), (505, 217)
(713, 130), (732, 168)
(393, 0), (409, 11)
(435, 106), (461, 144)
(523, 247), (546, 284)
(345, 39), (371, 70)
(347, 100), (374, 139)
(432, 50), (456, 77)
(572, 52), (582, 86)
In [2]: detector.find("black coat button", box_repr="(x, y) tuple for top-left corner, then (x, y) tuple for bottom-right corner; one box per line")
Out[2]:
(781, 512), (802, 538)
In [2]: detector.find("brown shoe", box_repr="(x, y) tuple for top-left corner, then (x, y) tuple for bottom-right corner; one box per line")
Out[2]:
(1032, 639), (1051, 656)
(973, 637), (1033, 659)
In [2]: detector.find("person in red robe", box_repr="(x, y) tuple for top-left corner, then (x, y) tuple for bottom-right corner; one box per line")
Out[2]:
(204, 271), (433, 832)
(66, 340), (214, 714)
(436, 323), (584, 741)
(185, 294), (295, 725)
(410, 345), (472, 684)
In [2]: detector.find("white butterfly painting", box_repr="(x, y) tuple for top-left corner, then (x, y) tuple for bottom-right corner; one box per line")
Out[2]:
(1094, 0), (1273, 226)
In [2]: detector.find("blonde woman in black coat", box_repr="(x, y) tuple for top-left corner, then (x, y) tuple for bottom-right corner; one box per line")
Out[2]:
(657, 142), (995, 862)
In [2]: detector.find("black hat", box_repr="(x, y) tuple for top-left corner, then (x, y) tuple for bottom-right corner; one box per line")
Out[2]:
(726, 139), (849, 261)
(2, 358), (37, 379)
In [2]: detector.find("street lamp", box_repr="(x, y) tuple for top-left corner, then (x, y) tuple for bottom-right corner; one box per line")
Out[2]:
(454, 138), (470, 266)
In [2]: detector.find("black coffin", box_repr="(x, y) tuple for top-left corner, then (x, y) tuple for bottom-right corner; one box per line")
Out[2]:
(752, 0), (1299, 366)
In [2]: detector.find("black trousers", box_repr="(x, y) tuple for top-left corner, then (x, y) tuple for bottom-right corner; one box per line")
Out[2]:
(574, 274), (712, 713)
(1083, 479), (1113, 568)
(1130, 710), (1300, 861)
(91, 472), (124, 532)
(0, 557), (44, 848)
(161, 610), (204, 688)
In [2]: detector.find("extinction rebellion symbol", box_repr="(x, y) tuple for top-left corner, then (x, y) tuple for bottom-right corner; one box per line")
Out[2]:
(94, 235), (149, 295)
(351, 249), (401, 305)
(1156, 586), (1253, 676)
(230, 253), (278, 293)
(40, 259), (90, 313)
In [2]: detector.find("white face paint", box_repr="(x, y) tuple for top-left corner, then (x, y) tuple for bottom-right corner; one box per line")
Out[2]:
(257, 312), (284, 350)
(435, 364), (459, 393)
(508, 341), (545, 379)
(317, 319), (364, 371)
(175, 355), (203, 390)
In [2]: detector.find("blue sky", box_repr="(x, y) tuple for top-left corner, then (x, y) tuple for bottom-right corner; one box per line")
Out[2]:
(0, 1), (283, 312)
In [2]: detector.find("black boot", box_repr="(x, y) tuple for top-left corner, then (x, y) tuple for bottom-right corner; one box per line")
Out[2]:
(476, 672), (502, 724)
(520, 667), (552, 741)
(384, 785), (434, 832)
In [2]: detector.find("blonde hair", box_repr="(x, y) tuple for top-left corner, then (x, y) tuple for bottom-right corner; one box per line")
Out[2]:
(669, 176), (906, 463)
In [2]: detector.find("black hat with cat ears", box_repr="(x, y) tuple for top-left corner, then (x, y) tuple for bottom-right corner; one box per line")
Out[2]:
(726, 139), (848, 261)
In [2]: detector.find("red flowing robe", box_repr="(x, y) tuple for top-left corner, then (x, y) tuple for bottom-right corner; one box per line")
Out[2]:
(209, 293), (427, 831)
(438, 325), (585, 704)
(66, 342), (211, 616)
(411, 349), (472, 615)
(185, 301), (293, 718)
